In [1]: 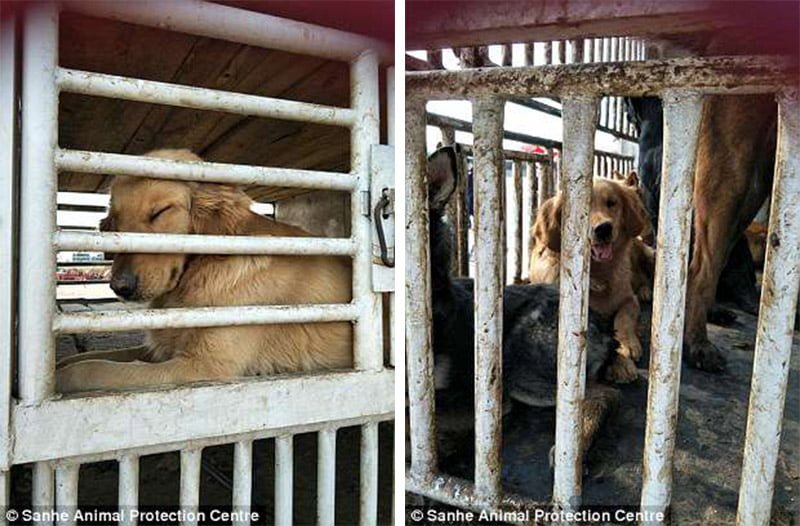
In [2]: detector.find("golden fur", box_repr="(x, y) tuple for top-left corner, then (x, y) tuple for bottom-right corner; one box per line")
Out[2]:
(528, 177), (650, 383)
(56, 149), (352, 393)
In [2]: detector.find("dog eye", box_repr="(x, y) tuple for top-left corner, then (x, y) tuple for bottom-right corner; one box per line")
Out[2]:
(606, 199), (617, 208)
(150, 205), (172, 222)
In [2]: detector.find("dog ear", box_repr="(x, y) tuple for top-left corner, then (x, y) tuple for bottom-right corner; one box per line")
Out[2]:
(624, 171), (639, 188)
(620, 185), (648, 238)
(426, 146), (459, 212)
(189, 183), (252, 235)
(533, 196), (562, 252)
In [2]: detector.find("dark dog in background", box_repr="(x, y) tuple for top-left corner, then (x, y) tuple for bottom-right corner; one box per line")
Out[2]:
(426, 145), (620, 461)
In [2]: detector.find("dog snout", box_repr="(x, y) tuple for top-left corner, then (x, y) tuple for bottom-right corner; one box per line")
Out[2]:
(110, 271), (138, 300)
(594, 222), (613, 242)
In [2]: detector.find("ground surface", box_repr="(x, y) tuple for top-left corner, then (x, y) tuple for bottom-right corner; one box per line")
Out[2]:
(433, 303), (799, 525)
(10, 298), (394, 525)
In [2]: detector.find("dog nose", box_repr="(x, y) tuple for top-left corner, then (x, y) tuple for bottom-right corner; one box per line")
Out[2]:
(110, 272), (138, 299)
(594, 222), (613, 242)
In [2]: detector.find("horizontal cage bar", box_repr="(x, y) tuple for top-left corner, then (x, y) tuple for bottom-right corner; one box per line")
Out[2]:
(57, 68), (355, 128)
(13, 370), (394, 464)
(55, 231), (355, 256)
(56, 149), (357, 191)
(54, 303), (359, 334)
(61, 0), (392, 63)
(407, 55), (797, 99)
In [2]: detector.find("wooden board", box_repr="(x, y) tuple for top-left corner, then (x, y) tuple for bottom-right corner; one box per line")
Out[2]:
(57, 12), (353, 201)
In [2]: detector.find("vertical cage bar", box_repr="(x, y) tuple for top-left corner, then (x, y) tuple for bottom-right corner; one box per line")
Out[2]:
(351, 50), (382, 371)
(233, 441), (253, 526)
(558, 40), (566, 64)
(736, 88), (800, 526)
(33, 463), (54, 524)
(118, 455), (139, 526)
(471, 97), (505, 504)
(456, 152), (470, 277)
(639, 92), (703, 523)
(359, 422), (379, 526)
(524, 43), (534, 66)
(552, 95), (598, 513)
(405, 98), (438, 476)
(572, 39), (583, 63)
(275, 435), (294, 526)
(317, 428), (337, 526)
(55, 464), (79, 526)
(512, 160), (524, 283)
(585, 39), (594, 63)
(0, 471), (7, 526)
(544, 41), (553, 64)
(18, 0), (57, 404)
(180, 449), (202, 526)
(0, 9), (17, 477)
(524, 161), (536, 279)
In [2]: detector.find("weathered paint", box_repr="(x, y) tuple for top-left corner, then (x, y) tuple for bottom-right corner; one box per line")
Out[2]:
(406, 56), (796, 100)
(359, 422), (379, 526)
(55, 464), (79, 526)
(736, 88), (800, 526)
(471, 97), (505, 504)
(405, 98), (439, 476)
(640, 92), (703, 524)
(32, 463), (54, 524)
(552, 95), (598, 513)
(512, 160), (524, 283)
(118, 455), (139, 526)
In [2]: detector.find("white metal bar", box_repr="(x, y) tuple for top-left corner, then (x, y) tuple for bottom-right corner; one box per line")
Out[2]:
(472, 97), (505, 504)
(512, 160), (524, 283)
(0, 471), (7, 526)
(552, 95), (598, 512)
(57, 68), (354, 128)
(55, 230), (355, 256)
(18, 0), (57, 403)
(359, 422), (379, 526)
(639, 92), (703, 523)
(118, 455), (139, 526)
(275, 435), (294, 526)
(55, 303), (358, 334)
(736, 89), (800, 526)
(56, 149), (356, 191)
(317, 428), (337, 526)
(55, 464), (79, 526)
(233, 441), (253, 526)
(14, 370), (393, 464)
(405, 98), (438, 477)
(0, 9), (16, 473)
(33, 463), (55, 524)
(62, 0), (391, 63)
(180, 448), (202, 526)
(351, 50), (383, 371)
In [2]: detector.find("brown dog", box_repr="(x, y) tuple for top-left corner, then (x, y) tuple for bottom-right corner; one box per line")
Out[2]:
(529, 177), (649, 383)
(56, 149), (353, 393)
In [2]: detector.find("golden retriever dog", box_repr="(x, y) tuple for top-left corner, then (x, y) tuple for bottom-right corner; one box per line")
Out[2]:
(56, 149), (352, 393)
(529, 176), (649, 383)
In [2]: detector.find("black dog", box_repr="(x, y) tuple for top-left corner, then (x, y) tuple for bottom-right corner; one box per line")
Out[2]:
(426, 145), (620, 459)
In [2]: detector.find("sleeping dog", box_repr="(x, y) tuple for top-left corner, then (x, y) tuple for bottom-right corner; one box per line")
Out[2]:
(426, 145), (620, 462)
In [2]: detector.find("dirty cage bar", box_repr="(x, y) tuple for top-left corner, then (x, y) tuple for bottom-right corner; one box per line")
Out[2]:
(6, 0), (394, 521)
(405, 36), (797, 526)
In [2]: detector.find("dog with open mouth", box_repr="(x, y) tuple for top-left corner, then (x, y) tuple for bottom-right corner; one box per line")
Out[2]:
(528, 175), (650, 384)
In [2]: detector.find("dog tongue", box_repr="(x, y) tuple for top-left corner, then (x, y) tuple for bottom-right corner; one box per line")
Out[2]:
(591, 242), (613, 262)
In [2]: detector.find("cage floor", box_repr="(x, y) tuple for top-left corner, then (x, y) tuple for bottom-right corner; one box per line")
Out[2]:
(433, 302), (799, 525)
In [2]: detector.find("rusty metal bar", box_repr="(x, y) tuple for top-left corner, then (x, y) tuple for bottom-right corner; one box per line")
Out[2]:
(471, 97), (505, 504)
(552, 95), (598, 512)
(513, 160), (524, 283)
(406, 56), (795, 100)
(736, 88), (800, 526)
(640, 91), (703, 523)
(405, 98), (438, 476)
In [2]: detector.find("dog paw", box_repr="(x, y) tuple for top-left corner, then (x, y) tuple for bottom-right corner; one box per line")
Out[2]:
(621, 339), (643, 362)
(686, 340), (726, 372)
(605, 355), (639, 384)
